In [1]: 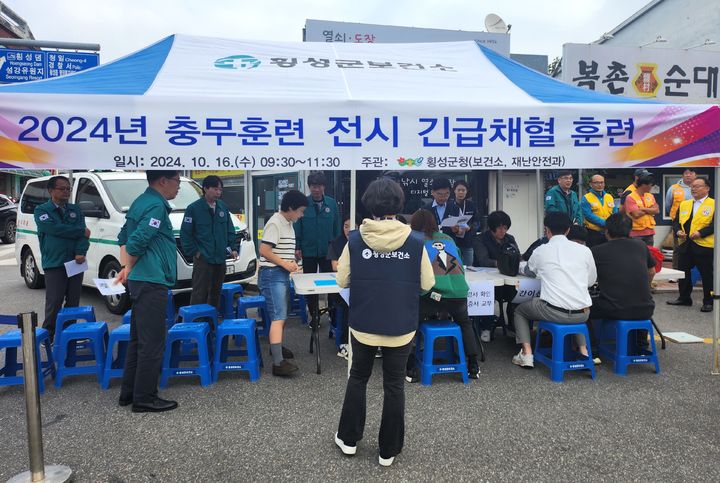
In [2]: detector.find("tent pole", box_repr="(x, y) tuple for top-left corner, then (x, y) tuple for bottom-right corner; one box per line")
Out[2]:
(536, 169), (544, 237)
(497, 170), (503, 211)
(350, 170), (356, 229)
(713, 167), (719, 375)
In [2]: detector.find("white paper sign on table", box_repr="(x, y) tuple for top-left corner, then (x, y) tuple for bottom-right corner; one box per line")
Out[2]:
(467, 280), (495, 316)
(93, 278), (126, 296)
(440, 214), (472, 228)
(339, 288), (350, 306)
(512, 278), (542, 304)
(64, 259), (88, 277)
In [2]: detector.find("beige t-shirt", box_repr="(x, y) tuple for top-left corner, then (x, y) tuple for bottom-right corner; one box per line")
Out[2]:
(259, 212), (296, 268)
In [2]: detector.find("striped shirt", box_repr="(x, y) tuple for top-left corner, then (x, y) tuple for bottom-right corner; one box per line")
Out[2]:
(259, 212), (296, 268)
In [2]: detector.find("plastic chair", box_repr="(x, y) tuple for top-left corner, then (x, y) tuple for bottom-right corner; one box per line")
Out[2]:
(0, 315), (55, 394)
(236, 296), (271, 337)
(54, 320), (108, 387)
(533, 321), (596, 382)
(219, 283), (244, 319)
(160, 322), (212, 387)
(212, 318), (262, 382)
(596, 319), (660, 375)
(54, 306), (96, 359)
(414, 321), (469, 386)
(177, 304), (219, 331)
(122, 310), (132, 325)
(100, 324), (131, 389)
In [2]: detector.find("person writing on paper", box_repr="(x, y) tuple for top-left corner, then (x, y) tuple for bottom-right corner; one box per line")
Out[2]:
(512, 212), (597, 369)
(327, 217), (351, 359)
(407, 209), (480, 380)
(180, 175), (238, 313)
(115, 170), (180, 413)
(258, 190), (308, 376)
(334, 178), (434, 467)
(34, 175), (90, 341)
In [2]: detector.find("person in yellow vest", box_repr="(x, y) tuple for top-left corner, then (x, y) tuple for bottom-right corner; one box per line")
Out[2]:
(619, 168), (651, 214)
(667, 177), (715, 312)
(625, 175), (659, 246)
(581, 174), (618, 247)
(665, 168), (696, 270)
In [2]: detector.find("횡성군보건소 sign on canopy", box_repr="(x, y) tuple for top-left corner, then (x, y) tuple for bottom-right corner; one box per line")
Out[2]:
(0, 34), (717, 172)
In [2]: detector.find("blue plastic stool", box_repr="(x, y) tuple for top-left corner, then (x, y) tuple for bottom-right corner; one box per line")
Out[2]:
(0, 315), (55, 394)
(160, 322), (212, 387)
(534, 321), (596, 382)
(165, 290), (177, 329)
(212, 318), (262, 382)
(597, 319), (660, 375)
(289, 282), (308, 325)
(414, 321), (469, 386)
(100, 324), (131, 390)
(54, 321), (108, 387)
(177, 304), (219, 331)
(122, 310), (132, 325)
(236, 296), (271, 336)
(219, 283), (244, 319)
(54, 306), (96, 359)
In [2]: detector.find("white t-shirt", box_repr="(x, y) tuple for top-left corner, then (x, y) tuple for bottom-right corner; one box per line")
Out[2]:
(259, 212), (296, 268)
(527, 234), (597, 310)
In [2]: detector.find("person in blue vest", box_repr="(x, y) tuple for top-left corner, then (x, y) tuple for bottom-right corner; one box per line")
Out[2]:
(294, 171), (340, 316)
(115, 170), (181, 413)
(544, 170), (583, 225)
(422, 177), (461, 241)
(34, 175), (90, 341)
(334, 178), (434, 467)
(180, 175), (238, 312)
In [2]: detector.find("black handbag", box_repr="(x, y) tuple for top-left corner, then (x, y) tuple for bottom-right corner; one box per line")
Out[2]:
(497, 243), (521, 276)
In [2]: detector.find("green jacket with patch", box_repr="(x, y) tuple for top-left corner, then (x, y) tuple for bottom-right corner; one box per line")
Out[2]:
(180, 198), (238, 265)
(293, 194), (340, 258)
(118, 187), (176, 287)
(34, 200), (89, 270)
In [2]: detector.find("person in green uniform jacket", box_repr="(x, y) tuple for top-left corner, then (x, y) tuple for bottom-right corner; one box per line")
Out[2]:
(34, 175), (90, 340)
(544, 170), (584, 225)
(180, 175), (238, 311)
(115, 170), (180, 413)
(293, 171), (340, 315)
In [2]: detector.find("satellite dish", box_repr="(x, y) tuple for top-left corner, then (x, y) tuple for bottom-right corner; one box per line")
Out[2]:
(485, 13), (508, 33)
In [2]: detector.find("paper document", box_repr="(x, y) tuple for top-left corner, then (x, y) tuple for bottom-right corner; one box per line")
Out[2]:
(93, 278), (126, 296)
(512, 279), (541, 303)
(662, 332), (704, 344)
(440, 215), (472, 228)
(65, 259), (88, 277)
(466, 280), (495, 316)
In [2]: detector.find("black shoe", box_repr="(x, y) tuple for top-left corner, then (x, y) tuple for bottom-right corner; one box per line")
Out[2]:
(118, 396), (133, 407)
(269, 346), (294, 359)
(272, 359), (299, 376)
(468, 359), (480, 379)
(666, 298), (692, 306)
(701, 303), (713, 312)
(132, 398), (178, 413)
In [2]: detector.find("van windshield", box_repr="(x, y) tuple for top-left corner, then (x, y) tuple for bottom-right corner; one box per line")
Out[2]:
(103, 179), (203, 212)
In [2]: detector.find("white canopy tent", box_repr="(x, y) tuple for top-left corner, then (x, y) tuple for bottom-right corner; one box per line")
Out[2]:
(0, 34), (717, 372)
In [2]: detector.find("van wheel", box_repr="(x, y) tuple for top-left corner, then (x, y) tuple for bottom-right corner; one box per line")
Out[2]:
(102, 259), (131, 314)
(22, 249), (45, 289)
(1, 219), (15, 243)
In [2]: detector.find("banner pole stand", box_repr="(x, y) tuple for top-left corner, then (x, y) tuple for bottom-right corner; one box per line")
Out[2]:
(9, 312), (72, 483)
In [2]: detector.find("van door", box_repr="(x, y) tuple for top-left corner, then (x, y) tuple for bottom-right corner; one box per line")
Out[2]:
(75, 176), (109, 283)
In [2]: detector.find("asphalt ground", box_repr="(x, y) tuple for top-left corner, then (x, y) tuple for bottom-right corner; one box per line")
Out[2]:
(1, 245), (719, 482)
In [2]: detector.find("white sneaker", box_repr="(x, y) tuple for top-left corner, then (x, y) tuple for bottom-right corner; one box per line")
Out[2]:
(379, 455), (395, 467)
(511, 349), (534, 368)
(336, 344), (349, 360)
(593, 357), (602, 365)
(480, 330), (492, 342)
(334, 432), (356, 455)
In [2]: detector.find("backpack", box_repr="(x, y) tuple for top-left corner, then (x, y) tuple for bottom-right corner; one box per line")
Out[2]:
(497, 243), (521, 276)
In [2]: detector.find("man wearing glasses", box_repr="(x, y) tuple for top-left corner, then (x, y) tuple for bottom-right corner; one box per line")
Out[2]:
(115, 170), (181, 413)
(581, 174), (618, 247)
(544, 171), (583, 225)
(34, 175), (90, 340)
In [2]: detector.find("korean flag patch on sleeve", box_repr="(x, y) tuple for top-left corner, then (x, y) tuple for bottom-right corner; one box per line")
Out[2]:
(184, 216), (192, 224)
(39, 213), (49, 221)
(149, 218), (161, 228)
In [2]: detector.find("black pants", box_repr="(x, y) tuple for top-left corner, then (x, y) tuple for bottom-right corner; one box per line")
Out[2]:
(589, 302), (654, 352)
(120, 281), (169, 404)
(678, 243), (714, 304)
(43, 267), (83, 341)
(408, 297), (477, 371)
(337, 335), (412, 458)
(302, 256), (332, 314)
(586, 229), (607, 248)
(189, 254), (226, 312)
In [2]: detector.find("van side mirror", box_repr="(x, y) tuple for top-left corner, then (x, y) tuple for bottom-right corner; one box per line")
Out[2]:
(78, 200), (105, 218)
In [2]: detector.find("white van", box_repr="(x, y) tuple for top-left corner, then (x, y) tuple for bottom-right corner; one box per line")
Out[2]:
(15, 172), (257, 314)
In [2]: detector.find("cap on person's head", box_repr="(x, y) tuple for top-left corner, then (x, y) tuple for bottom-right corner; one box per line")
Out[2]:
(634, 168), (651, 177)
